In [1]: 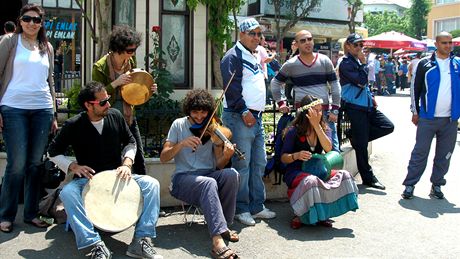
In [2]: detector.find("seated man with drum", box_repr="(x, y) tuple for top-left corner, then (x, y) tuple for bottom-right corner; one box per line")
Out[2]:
(160, 89), (240, 259)
(48, 81), (162, 259)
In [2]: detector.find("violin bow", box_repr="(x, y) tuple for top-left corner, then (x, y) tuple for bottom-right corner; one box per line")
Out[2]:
(198, 70), (236, 141)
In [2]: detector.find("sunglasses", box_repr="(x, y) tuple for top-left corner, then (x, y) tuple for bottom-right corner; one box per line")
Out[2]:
(439, 41), (453, 45)
(298, 37), (313, 44)
(246, 31), (263, 38)
(21, 15), (42, 24)
(353, 42), (364, 48)
(88, 96), (111, 107)
(125, 47), (138, 54)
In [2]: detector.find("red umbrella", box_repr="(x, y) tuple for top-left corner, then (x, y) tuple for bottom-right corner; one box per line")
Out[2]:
(453, 37), (460, 47)
(363, 31), (427, 51)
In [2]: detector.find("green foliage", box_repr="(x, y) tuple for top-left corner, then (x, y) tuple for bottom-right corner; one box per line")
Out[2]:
(148, 31), (174, 100)
(187, 0), (243, 56)
(64, 80), (82, 114)
(450, 29), (460, 38)
(408, 0), (431, 39)
(364, 11), (411, 37)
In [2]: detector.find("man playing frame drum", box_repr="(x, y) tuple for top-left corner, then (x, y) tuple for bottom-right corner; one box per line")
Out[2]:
(48, 81), (162, 259)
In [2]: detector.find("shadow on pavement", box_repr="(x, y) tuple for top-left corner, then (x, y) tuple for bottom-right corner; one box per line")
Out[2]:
(263, 200), (355, 241)
(357, 184), (388, 196)
(398, 197), (460, 218)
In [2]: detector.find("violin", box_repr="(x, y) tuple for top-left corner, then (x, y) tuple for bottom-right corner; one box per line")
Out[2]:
(190, 115), (246, 160)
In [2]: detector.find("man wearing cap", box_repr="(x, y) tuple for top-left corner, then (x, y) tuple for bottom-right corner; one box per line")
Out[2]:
(339, 33), (394, 190)
(220, 18), (276, 226)
(402, 31), (460, 200)
(270, 30), (341, 152)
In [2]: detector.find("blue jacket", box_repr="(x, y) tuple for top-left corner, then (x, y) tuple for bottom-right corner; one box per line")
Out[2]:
(412, 52), (460, 120)
(339, 54), (374, 111)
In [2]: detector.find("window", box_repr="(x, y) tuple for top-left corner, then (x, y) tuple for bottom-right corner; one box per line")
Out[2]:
(30, 0), (80, 9)
(435, 0), (460, 5)
(113, 0), (136, 27)
(161, 0), (190, 89)
(435, 18), (460, 36)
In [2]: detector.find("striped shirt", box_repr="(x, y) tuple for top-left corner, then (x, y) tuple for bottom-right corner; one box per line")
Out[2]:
(271, 53), (341, 110)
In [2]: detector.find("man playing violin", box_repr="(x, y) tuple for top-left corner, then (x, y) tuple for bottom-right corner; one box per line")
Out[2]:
(48, 81), (162, 259)
(160, 89), (240, 259)
(220, 18), (276, 226)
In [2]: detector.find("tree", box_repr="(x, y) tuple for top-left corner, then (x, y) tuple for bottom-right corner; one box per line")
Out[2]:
(187, 0), (244, 88)
(364, 11), (410, 37)
(346, 0), (363, 33)
(75, 0), (112, 60)
(408, 0), (431, 39)
(271, 0), (322, 54)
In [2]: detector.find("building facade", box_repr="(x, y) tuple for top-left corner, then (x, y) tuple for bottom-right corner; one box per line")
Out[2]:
(363, 0), (409, 16)
(427, 0), (460, 39)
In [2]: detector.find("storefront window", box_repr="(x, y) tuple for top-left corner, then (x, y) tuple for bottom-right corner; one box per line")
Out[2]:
(113, 0), (135, 27)
(58, 0), (71, 8)
(43, 0), (57, 7)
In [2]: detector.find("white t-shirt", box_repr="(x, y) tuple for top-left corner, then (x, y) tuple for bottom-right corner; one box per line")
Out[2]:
(434, 57), (452, 117)
(1, 36), (53, 109)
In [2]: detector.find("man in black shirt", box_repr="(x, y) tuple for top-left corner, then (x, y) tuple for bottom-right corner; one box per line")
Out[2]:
(48, 81), (162, 259)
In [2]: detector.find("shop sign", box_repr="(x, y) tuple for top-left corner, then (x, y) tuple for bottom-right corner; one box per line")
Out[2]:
(44, 20), (78, 40)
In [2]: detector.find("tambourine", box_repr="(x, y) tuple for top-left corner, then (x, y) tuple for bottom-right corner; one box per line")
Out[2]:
(120, 68), (154, 105)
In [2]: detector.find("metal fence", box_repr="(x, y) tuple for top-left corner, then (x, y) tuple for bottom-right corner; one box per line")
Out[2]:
(54, 97), (351, 159)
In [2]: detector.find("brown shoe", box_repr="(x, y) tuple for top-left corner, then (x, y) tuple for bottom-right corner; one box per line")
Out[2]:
(221, 230), (239, 242)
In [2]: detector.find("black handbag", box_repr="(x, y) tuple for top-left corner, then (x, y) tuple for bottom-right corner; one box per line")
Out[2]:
(40, 158), (65, 189)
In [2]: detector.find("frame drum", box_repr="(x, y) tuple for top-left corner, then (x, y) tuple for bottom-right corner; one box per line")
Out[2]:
(82, 170), (143, 232)
(120, 68), (154, 105)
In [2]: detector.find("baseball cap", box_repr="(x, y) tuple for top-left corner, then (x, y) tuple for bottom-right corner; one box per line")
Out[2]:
(346, 33), (364, 44)
(239, 18), (260, 33)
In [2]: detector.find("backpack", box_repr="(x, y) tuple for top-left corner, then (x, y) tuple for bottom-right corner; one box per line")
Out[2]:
(264, 113), (294, 184)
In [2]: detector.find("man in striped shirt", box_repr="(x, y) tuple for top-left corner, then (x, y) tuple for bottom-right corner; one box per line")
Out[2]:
(271, 30), (341, 151)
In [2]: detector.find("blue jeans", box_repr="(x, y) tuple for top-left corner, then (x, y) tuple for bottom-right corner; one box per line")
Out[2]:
(0, 106), (53, 222)
(323, 111), (339, 152)
(222, 111), (267, 214)
(59, 175), (160, 249)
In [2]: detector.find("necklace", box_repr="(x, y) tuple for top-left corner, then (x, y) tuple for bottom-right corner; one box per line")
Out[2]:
(306, 131), (317, 151)
(21, 34), (38, 50)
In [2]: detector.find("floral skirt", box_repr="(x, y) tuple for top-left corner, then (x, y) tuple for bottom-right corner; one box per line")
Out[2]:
(288, 170), (359, 225)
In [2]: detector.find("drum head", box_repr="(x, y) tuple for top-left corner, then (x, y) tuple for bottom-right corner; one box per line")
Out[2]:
(82, 170), (143, 232)
(121, 69), (154, 106)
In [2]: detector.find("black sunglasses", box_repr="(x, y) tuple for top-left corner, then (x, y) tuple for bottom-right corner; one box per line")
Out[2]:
(88, 96), (111, 107)
(353, 42), (364, 48)
(298, 37), (313, 44)
(21, 15), (42, 24)
(125, 47), (138, 54)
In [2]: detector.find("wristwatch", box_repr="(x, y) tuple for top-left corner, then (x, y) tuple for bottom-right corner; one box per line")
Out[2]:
(241, 110), (250, 117)
(331, 109), (339, 115)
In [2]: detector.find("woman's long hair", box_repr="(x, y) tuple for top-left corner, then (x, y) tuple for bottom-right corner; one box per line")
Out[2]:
(290, 95), (327, 139)
(15, 3), (49, 56)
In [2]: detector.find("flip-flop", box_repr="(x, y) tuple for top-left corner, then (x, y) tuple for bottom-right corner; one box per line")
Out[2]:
(211, 246), (239, 259)
(221, 230), (239, 242)
(0, 221), (13, 233)
(290, 216), (302, 229)
(24, 218), (50, 228)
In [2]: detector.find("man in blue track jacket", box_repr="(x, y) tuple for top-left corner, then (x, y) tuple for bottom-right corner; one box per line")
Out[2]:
(402, 32), (460, 200)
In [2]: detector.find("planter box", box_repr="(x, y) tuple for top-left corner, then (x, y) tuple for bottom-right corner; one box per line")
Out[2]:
(0, 143), (365, 207)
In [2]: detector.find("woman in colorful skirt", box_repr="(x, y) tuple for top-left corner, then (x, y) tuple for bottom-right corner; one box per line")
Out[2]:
(280, 95), (359, 229)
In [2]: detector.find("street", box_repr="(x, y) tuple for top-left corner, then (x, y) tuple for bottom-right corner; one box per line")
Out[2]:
(1, 90), (460, 258)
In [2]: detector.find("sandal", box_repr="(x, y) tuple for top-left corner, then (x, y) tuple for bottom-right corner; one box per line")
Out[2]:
(0, 221), (13, 233)
(24, 218), (50, 228)
(221, 230), (239, 242)
(316, 219), (334, 228)
(211, 246), (239, 259)
(290, 216), (302, 229)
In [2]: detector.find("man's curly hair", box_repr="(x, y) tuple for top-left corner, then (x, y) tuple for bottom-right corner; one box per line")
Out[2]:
(109, 25), (142, 54)
(183, 89), (215, 115)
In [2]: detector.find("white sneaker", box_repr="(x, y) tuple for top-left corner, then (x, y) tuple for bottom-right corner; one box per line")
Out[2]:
(235, 212), (255, 226)
(252, 208), (276, 219)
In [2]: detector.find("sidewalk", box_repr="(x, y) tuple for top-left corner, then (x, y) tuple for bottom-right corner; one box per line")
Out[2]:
(1, 92), (460, 258)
